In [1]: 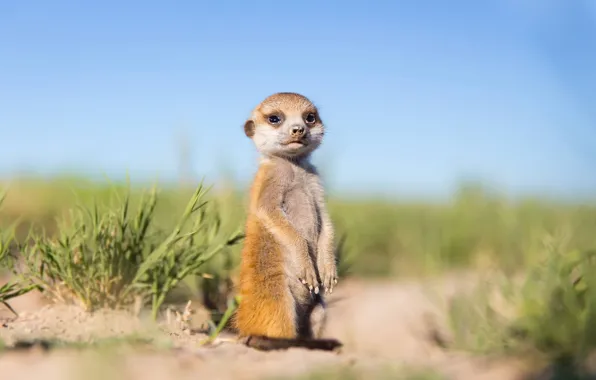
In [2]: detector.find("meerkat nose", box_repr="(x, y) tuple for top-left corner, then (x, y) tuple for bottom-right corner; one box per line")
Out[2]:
(291, 125), (305, 136)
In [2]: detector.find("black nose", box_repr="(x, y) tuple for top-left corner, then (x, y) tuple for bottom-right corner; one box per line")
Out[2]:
(291, 125), (305, 136)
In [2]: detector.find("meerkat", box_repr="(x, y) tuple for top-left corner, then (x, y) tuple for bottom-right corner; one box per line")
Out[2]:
(233, 92), (342, 351)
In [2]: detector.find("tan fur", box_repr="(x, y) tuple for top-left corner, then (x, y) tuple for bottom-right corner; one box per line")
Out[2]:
(234, 92), (338, 343)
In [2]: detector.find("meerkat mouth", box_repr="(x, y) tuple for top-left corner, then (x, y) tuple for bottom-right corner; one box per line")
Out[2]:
(283, 139), (308, 147)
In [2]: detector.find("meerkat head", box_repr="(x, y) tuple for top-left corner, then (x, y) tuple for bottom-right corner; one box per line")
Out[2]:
(243, 92), (325, 160)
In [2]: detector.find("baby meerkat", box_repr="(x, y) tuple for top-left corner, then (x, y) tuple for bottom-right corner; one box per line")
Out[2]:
(233, 92), (342, 351)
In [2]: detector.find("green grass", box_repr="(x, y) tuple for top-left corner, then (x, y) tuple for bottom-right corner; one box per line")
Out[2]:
(3, 178), (596, 280)
(0, 191), (39, 316)
(330, 184), (596, 278)
(2, 176), (596, 375)
(447, 233), (596, 376)
(2, 181), (243, 320)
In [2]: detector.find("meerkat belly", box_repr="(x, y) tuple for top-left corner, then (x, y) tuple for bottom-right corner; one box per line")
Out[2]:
(282, 184), (323, 335)
(282, 186), (321, 249)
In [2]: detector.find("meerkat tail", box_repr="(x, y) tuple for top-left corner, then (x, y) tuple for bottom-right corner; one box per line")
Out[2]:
(242, 335), (343, 352)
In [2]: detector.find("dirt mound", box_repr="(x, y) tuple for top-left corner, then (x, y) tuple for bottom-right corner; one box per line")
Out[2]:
(0, 274), (532, 380)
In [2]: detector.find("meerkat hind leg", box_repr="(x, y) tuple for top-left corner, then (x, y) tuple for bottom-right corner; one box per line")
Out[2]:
(309, 302), (328, 339)
(243, 335), (343, 352)
(243, 301), (342, 352)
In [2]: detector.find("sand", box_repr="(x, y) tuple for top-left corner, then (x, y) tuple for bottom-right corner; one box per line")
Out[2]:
(0, 272), (534, 380)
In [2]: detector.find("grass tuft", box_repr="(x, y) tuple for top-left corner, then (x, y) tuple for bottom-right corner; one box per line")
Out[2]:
(12, 181), (243, 319)
(0, 191), (38, 317)
(448, 233), (596, 374)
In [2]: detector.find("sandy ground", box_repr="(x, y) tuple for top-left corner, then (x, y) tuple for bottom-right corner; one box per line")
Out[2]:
(0, 273), (537, 380)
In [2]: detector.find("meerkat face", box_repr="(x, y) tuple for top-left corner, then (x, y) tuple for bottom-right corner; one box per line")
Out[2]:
(244, 92), (325, 159)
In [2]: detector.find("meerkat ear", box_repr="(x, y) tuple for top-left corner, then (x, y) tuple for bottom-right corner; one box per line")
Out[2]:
(244, 120), (255, 138)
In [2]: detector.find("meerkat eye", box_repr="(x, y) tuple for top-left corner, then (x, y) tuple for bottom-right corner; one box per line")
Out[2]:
(305, 113), (316, 124)
(268, 115), (281, 124)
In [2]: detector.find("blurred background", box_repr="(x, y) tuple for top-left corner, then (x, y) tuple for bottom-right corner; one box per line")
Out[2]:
(1, 0), (595, 281)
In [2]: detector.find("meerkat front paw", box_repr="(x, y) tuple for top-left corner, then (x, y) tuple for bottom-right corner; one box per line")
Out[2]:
(298, 265), (319, 294)
(319, 261), (338, 294)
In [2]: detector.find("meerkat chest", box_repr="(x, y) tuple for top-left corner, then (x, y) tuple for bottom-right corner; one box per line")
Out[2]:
(282, 170), (321, 244)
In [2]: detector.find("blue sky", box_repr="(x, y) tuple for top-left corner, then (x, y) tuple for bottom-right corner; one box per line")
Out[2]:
(1, 0), (595, 199)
